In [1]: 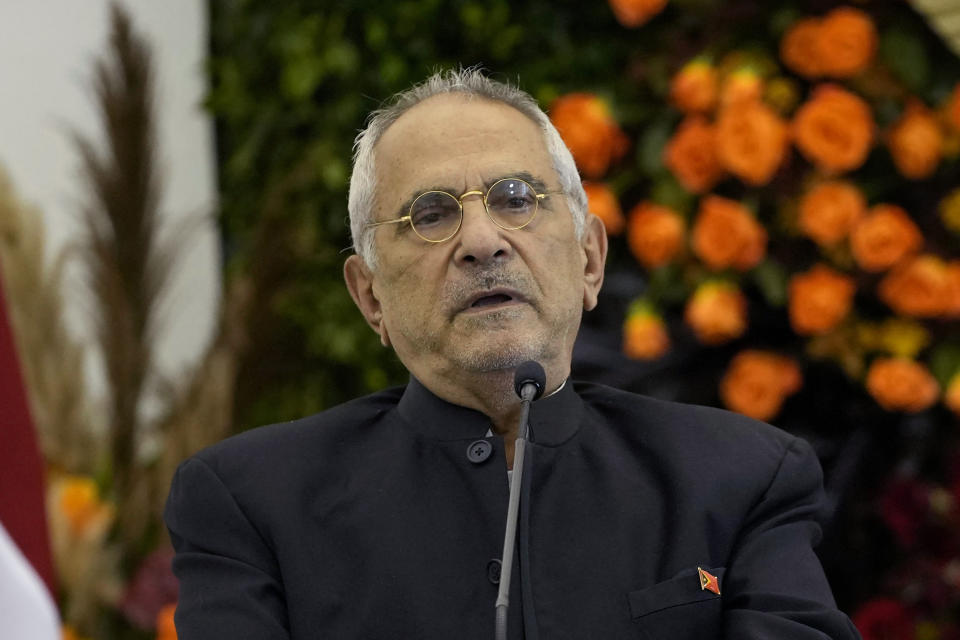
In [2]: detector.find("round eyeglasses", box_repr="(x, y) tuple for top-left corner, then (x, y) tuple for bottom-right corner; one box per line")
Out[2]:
(366, 177), (552, 243)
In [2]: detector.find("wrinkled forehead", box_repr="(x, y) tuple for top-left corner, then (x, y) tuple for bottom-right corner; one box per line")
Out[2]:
(372, 94), (556, 205)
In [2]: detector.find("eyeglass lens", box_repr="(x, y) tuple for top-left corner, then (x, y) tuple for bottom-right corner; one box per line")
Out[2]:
(409, 179), (539, 241)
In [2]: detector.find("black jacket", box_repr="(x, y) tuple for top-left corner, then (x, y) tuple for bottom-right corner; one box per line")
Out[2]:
(165, 378), (860, 639)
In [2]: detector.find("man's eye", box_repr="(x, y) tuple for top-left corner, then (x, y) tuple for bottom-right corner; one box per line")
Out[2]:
(413, 208), (449, 227)
(491, 195), (535, 214)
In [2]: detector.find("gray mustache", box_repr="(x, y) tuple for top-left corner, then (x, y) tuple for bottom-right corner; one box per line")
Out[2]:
(443, 271), (535, 309)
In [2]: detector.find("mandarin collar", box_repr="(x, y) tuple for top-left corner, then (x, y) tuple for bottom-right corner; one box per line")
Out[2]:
(396, 375), (583, 446)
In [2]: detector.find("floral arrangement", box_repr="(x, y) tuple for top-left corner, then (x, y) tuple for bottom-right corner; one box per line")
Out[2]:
(852, 459), (960, 640)
(551, 2), (960, 636)
(551, 3), (960, 425)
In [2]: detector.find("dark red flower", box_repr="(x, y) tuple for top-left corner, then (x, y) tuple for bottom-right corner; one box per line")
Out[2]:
(880, 476), (931, 550)
(851, 597), (914, 640)
(120, 548), (179, 630)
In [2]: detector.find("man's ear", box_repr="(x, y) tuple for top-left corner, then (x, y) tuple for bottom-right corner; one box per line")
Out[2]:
(581, 214), (608, 312)
(344, 255), (391, 347)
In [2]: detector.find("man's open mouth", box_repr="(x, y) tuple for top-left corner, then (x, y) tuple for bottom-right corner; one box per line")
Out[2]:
(471, 293), (514, 308)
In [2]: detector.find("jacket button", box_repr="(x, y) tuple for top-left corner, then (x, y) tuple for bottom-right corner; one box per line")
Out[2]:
(487, 559), (502, 584)
(466, 440), (493, 464)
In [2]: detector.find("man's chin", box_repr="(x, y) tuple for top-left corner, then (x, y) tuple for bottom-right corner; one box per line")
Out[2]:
(455, 349), (535, 373)
(448, 333), (553, 373)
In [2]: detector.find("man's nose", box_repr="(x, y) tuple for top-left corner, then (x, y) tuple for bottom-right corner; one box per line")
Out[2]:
(453, 198), (511, 265)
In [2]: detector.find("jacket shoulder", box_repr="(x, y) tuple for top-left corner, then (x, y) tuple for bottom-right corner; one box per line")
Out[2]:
(189, 385), (405, 479)
(574, 381), (805, 475)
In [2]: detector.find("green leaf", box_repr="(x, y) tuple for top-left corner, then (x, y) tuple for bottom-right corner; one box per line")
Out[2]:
(325, 40), (359, 77)
(364, 367), (390, 391)
(459, 2), (486, 32)
(637, 118), (673, 175)
(929, 342), (960, 388)
(880, 28), (930, 93)
(649, 173), (695, 214)
(365, 16), (388, 50)
(644, 56), (672, 98)
(536, 88), (560, 113)
(751, 259), (788, 308)
(626, 297), (658, 316)
(769, 6), (802, 39)
(872, 98), (902, 130)
(647, 263), (687, 304)
(380, 54), (408, 86)
(281, 54), (325, 100)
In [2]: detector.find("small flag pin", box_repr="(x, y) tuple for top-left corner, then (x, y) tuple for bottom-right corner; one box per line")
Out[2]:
(698, 567), (720, 595)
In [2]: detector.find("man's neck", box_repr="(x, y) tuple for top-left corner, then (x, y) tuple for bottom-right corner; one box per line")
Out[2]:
(411, 361), (568, 449)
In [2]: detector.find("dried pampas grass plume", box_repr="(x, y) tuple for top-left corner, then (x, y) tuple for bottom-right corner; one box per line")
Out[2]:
(0, 168), (96, 472)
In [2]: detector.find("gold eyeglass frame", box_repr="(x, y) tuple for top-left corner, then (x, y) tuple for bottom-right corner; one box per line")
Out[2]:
(365, 177), (551, 243)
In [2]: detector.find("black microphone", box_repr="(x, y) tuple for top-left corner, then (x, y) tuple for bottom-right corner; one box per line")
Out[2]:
(495, 361), (546, 640)
(513, 360), (546, 402)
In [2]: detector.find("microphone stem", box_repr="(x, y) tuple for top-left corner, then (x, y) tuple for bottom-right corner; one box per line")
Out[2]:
(494, 385), (535, 640)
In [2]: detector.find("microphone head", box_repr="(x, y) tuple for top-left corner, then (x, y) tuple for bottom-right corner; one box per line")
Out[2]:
(514, 361), (546, 401)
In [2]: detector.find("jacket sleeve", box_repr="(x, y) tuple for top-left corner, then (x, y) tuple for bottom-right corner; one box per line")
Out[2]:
(722, 437), (861, 640)
(164, 456), (291, 640)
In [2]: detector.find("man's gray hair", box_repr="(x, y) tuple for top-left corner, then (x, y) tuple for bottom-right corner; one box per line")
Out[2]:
(347, 68), (588, 268)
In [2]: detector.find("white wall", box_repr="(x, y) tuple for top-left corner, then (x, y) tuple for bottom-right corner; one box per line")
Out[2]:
(0, 1), (219, 406)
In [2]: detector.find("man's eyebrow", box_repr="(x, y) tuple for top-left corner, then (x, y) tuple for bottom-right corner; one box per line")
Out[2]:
(486, 172), (550, 193)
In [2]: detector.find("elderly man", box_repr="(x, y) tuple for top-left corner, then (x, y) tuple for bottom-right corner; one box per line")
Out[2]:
(165, 70), (860, 639)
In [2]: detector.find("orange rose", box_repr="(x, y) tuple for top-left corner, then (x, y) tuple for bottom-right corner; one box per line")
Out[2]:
(887, 100), (943, 180)
(720, 350), (802, 421)
(670, 60), (718, 113)
(583, 181), (624, 235)
(817, 7), (878, 78)
(865, 357), (939, 412)
(609, 0), (668, 28)
(719, 69), (764, 109)
(716, 99), (789, 186)
(550, 93), (629, 179)
(850, 204), (922, 272)
(691, 195), (767, 271)
(878, 255), (953, 318)
(781, 18), (824, 78)
(792, 84), (874, 174)
(798, 180), (866, 247)
(623, 308), (670, 360)
(663, 116), (723, 193)
(627, 201), (686, 268)
(945, 373), (960, 418)
(57, 475), (113, 537)
(156, 603), (177, 640)
(684, 281), (748, 345)
(947, 83), (960, 132)
(788, 264), (856, 335)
